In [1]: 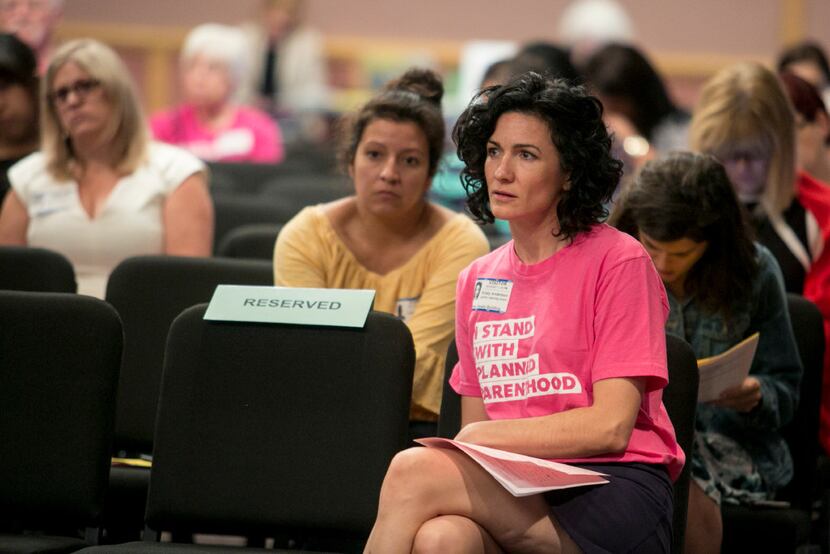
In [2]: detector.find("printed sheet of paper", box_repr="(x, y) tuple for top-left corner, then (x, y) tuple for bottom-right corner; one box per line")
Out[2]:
(416, 437), (608, 497)
(696, 332), (759, 402)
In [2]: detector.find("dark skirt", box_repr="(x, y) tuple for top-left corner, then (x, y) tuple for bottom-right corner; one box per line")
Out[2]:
(544, 463), (673, 554)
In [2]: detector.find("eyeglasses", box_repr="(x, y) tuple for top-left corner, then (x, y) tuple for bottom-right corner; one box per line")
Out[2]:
(49, 78), (101, 105)
(711, 149), (768, 165)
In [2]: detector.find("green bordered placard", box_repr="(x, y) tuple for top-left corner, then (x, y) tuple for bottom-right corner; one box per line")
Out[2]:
(204, 285), (376, 328)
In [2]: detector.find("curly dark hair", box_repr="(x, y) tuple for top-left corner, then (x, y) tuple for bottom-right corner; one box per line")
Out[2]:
(612, 152), (759, 316)
(338, 67), (445, 177)
(452, 72), (623, 241)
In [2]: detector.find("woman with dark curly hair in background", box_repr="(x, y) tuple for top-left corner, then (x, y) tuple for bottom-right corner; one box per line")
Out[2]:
(364, 73), (682, 554)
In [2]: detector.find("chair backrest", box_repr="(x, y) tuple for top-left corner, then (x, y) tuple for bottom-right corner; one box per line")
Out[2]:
(0, 245), (76, 293)
(105, 255), (273, 454)
(663, 334), (699, 554)
(258, 174), (351, 211)
(778, 293), (824, 508)
(206, 161), (284, 196)
(206, 153), (336, 196)
(0, 291), (122, 528)
(144, 306), (414, 539)
(437, 335), (700, 554)
(437, 338), (460, 438)
(215, 223), (283, 261)
(212, 194), (296, 255)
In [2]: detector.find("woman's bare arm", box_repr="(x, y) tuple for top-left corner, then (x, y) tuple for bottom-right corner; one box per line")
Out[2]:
(455, 377), (645, 458)
(162, 172), (213, 256)
(0, 191), (29, 245)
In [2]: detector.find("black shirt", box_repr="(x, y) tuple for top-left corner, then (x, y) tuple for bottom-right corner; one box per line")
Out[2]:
(749, 199), (810, 293)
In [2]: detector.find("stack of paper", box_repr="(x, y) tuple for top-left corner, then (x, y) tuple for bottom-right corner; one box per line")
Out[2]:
(416, 437), (608, 497)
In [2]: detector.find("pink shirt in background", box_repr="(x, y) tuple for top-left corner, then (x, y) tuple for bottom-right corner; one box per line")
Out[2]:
(150, 104), (284, 163)
(450, 224), (685, 481)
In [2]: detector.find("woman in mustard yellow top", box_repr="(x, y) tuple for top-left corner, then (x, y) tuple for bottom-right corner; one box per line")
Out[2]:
(274, 68), (489, 433)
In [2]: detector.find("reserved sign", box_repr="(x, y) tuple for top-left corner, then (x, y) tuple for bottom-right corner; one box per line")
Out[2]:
(204, 285), (376, 328)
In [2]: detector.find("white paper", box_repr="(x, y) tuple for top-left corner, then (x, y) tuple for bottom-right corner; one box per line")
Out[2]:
(416, 437), (608, 497)
(697, 333), (759, 402)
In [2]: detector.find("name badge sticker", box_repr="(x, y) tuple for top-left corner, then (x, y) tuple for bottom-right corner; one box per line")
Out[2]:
(30, 187), (75, 218)
(395, 296), (419, 323)
(472, 278), (513, 313)
(204, 285), (376, 328)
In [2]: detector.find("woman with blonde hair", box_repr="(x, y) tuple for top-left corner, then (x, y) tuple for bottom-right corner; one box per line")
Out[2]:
(0, 39), (213, 297)
(690, 62), (830, 296)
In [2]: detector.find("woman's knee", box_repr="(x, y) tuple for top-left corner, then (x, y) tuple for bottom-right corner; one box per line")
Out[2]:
(380, 447), (456, 504)
(412, 516), (490, 554)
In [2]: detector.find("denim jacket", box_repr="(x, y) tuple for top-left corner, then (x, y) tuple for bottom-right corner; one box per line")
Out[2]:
(665, 244), (803, 491)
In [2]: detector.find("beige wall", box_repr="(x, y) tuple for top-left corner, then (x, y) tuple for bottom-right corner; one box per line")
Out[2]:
(63, 0), (829, 53)
(58, 0), (830, 111)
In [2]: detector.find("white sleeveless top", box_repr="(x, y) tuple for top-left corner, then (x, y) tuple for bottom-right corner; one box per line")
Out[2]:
(10, 142), (205, 298)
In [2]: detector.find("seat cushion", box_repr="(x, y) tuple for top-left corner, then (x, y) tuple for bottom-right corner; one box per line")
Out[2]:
(0, 534), (88, 553)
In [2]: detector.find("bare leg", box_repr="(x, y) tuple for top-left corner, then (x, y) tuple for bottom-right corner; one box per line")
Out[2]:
(684, 481), (722, 554)
(364, 446), (581, 554)
(412, 515), (503, 554)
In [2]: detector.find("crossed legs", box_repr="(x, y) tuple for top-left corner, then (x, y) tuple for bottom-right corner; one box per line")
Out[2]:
(364, 446), (582, 554)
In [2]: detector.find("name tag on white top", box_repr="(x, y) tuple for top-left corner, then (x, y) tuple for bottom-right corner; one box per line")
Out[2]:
(472, 278), (513, 313)
(205, 285), (376, 328)
(29, 187), (75, 218)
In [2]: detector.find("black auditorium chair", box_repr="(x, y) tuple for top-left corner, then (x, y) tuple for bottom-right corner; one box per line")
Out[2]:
(215, 223), (283, 261)
(206, 149), (336, 197)
(102, 255), (273, 541)
(257, 173), (351, 213)
(661, 334), (700, 554)
(206, 161), (284, 196)
(438, 335), (700, 554)
(0, 245), (76, 292)
(80, 306), (414, 553)
(212, 195), (296, 255)
(0, 291), (123, 553)
(721, 294), (825, 554)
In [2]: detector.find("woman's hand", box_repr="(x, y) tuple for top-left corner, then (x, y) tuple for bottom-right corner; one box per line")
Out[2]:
(710, 376), (762, 412)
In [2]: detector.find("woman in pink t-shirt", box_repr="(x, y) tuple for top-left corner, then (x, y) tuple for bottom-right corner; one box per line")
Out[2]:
(150, 24), (284, 164)
(365, 74), (682, 553)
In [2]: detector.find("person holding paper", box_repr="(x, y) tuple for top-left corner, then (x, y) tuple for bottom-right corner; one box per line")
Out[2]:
(613, 152), (802, 554)
(690, 63), (830, 461)
(365, 74), (683, 554)
(274, 68), (490, 433)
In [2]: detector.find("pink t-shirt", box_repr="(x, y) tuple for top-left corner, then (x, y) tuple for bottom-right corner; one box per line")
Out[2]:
(150, 104), (284, 163)
(450, 224), (684, 481)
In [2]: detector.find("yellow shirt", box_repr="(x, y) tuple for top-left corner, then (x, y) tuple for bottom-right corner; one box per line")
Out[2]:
(274, 205), (490, 420)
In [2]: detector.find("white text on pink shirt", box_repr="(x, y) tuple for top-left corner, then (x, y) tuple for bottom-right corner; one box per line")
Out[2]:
(473, 316), (583, 403)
